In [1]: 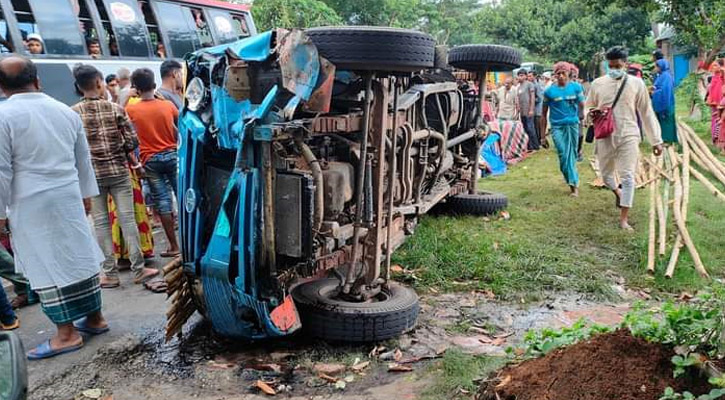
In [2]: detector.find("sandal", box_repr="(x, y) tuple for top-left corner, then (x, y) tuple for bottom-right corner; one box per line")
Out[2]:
(144, 277), (168, 294)
(74, 317), (109, 335)
(160, 250), (180, 258)
(27, 338), (83, 360)
(100, 276), (121, 289)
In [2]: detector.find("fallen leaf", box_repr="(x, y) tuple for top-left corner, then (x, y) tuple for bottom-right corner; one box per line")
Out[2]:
(318, 373), (339, 383)
(499, 211), (511, 220)
(255, 380), (276, 396)
(344, 375), (355, 383)
(495, 375), (512, 389)
(429, 287), (439, 294)
(394, 349), (403, 361)
(313, 363), (346, 376)
(391, 265), (404, 273)
(379, 349), (402, 361)
(469, 326), (488, 335)
(351, 361), (370, 372)
(335, 380), (347, 390)
(388, 363), (413, 372)
(82, 389), (103, 399)
(369, 345), (386, 358)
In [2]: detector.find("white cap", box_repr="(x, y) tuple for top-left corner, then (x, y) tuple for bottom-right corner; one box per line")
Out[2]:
(27, 33), (43, 43)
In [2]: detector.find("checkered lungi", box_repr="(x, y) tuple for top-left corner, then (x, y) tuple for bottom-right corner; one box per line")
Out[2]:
(35, 274), (102, 324)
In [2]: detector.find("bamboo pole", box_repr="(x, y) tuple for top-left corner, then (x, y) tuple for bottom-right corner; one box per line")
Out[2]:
(647, 156), (657, 274)
(681, 121), (725, 176)
(644, 156), (674, 182)
(665, 139), (691, 278)
(668, 147), (709, 278)
(690, 166), (725, 202)
(655, 156), (667, 256)
(685, 132), (725, 186)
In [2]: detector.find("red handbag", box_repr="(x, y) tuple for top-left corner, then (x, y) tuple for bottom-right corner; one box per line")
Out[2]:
(592, 75), (628, 139)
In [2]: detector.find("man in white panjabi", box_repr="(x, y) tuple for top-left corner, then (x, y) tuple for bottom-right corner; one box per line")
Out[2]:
(586, 46), (663, 230)
(0, 56), (109, 360)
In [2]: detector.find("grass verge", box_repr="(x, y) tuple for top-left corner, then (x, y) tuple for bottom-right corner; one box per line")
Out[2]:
(393, 99), (725, 301)
(422, 349), (505, 400)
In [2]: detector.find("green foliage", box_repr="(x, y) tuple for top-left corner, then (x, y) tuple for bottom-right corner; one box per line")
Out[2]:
(472, 0), (651, 68)
(624, 289), (725, 355)
(671, 354), (702, 378)
(587, 0), (725, 63)
(677, 73), (710, 121)
(251, 0), (343, 31)
(659, 387), (725, 400)
(506, 319), (612, 359)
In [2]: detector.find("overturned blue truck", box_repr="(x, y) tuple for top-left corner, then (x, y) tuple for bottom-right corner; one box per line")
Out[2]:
(171, 27), (521, 342)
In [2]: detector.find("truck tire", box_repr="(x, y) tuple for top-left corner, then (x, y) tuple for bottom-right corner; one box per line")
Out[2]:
(448, 44), (522, 72)
(306, 26), (436, 72)
(447, 191), (508, 215)
(292, 279), (419, 342)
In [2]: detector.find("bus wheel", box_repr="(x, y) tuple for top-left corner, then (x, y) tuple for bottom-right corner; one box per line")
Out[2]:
(291, 279), (419, 342)
(448, 44), (522, 72)
(305, 26), (436, 73)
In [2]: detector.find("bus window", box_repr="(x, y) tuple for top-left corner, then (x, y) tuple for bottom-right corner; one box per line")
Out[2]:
(137, 0), (164, 58)
(206, 9), (246, 44)
(92, 0), (118, 56)
(230, 14), (250, 40)
(0, 4), (14, 53)
(188, 7), (213, 48)
(12, 0), (87, 55)
(153, 1), (199, 58)
(96, 0), (151, 57)
(77, 0), (103, 57)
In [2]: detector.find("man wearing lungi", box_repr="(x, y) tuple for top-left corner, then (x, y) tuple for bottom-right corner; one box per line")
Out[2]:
(0, 56), (109, 359)
(586, 46), (663, 230)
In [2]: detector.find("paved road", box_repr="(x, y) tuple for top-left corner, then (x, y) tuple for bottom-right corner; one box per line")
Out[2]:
(11, 232), (171, 389)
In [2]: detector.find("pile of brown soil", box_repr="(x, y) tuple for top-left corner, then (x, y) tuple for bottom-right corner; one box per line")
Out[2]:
(478, 329), (711, 400)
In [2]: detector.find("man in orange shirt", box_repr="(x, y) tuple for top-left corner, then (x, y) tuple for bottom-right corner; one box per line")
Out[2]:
(125, 68), (180, 257)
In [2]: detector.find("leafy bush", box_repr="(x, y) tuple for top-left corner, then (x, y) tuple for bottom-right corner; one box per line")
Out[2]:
(507, 318), (612, 359)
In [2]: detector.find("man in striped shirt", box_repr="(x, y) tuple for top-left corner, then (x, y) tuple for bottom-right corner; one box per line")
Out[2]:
(71, 64), (159, 288)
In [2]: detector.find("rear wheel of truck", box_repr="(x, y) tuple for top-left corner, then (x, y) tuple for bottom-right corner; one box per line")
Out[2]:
(292, 278), (419, 342)
(448, 44), (522, 72)
(305, 26), (436, 72)
(447, 191), (508, 215)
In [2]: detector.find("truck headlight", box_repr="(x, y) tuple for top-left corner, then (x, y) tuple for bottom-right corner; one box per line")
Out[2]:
(186, 77), (207, 112)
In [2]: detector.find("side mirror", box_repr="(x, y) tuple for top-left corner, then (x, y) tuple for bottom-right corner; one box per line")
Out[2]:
(0, 331), (27, 400)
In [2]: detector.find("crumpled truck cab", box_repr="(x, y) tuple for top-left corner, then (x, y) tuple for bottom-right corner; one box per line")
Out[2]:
(175, 27), (521, 341)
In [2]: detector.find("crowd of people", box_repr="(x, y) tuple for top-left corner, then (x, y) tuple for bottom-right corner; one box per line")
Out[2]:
(0, 55), (184, 359)
(492, 46), (672, 230)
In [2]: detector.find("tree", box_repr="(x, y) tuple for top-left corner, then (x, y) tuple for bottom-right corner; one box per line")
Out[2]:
(586, 0), (725, 64)
(251, 0), (343, 31)
(472, 0), (650, 70)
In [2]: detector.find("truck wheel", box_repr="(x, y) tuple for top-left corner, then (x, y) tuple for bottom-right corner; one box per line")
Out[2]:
(306, 26), (436, 72)
(292, 278), (419, 342)
(448, 44), (522, 72)
(447, 191), (508, 215)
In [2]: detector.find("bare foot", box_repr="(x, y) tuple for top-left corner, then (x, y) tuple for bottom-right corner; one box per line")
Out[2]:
(100, 275), (120, 288)
(84, 312), (109, 330)
(133, 267), (160, 284)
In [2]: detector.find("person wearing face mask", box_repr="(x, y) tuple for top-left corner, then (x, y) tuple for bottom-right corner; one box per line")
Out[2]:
(585, 46), (663, 231)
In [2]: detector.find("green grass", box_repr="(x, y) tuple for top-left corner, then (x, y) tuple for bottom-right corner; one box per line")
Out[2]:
(422, 350), (505, 400)
(393, 99), (725, 301)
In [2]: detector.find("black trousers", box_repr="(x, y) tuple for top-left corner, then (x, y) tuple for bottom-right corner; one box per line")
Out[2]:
(522, 115), (540, 150)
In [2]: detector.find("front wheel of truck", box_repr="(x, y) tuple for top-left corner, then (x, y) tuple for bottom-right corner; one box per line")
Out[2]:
(291, 279), (419, 342)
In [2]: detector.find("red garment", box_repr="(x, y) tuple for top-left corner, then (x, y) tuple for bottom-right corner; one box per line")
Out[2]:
(708, 73), (724, 106)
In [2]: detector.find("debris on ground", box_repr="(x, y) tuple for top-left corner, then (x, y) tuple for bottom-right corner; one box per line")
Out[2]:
(477, 330), (711, 400)
(255, 380), (277, 396)
(312, 363), (346, 376)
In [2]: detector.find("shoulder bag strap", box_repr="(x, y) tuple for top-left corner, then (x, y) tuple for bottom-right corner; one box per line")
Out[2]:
(611, 75), (628, 109)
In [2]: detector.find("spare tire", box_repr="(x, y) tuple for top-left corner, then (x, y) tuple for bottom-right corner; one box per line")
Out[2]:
(306, 26), (436, 72)
(292, 279), (419, 342)
(447, 191), (508, 215)
(448, 44), (522, 72)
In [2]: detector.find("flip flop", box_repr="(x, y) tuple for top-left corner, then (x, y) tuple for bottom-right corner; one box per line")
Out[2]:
(1, 318), (19, 330)
(160, 250), (180, 258)
(27, 339), (83, 360)
(144, 277), (168, 294)
(74, 318), (110, 335)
